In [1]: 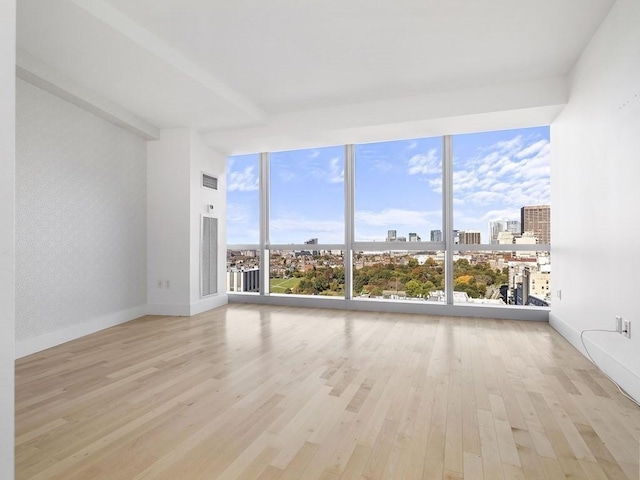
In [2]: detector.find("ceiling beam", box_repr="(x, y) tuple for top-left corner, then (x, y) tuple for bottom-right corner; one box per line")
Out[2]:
(69, 0), (267, 125)
(17, 50), (160, 140)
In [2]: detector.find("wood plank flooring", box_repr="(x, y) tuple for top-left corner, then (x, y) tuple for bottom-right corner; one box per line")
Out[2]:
(16, 304), (640, 479)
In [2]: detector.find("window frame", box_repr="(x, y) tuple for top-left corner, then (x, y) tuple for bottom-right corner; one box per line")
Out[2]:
(226, 133), (550, 320)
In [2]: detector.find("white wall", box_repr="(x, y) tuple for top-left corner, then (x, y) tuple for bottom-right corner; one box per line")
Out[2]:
(0, 1), (15, 477)
(147, 129), (227, 315)
(147, 129), (191, 314)
(15, 80), (148, 357)
(551, 0), (640, 401)
(188, 131), (228, 315)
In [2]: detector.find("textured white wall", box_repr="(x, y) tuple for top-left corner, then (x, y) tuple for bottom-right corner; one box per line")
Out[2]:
(551, 0), (640, 401)
(15, 79), (147, 342)
(147, 129), (191, 313)
(0, 1), (16, 476)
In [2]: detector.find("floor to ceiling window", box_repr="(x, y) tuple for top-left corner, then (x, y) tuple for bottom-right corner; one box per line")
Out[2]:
(226, 126), (551, 313)
(226, 153), (260, 293)
(452, 127), (551, 306)
(269, 146), (345, 296)
(352, 137), (444, 302)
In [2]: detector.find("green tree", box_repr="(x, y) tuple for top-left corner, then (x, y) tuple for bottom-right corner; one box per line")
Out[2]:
(405, 279), (422, 298)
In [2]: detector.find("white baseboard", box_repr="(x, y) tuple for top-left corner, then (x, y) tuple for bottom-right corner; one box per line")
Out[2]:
(146, 303), (191, 316)
(16, 305), (147, 359)
(549, 312), (640, 403)
(16, 298), (230, 358)
(189, 294), (228, 316)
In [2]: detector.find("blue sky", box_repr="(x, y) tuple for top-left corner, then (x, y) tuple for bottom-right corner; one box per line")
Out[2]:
(227, 126), (550, 244)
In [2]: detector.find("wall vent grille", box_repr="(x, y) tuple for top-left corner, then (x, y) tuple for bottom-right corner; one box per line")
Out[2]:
(201, 216), (218, 296)
(202, 174), (218, 190)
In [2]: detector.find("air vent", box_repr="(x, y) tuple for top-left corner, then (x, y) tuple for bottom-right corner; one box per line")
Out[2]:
(202, 174), (218, 190)
(201, 216), (218, 296)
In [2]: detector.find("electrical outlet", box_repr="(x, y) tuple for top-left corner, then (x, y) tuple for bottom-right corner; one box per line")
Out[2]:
(157, 279), (163, 289)
(616, 316), (623, 333)
(622, 319), (631, 338)
(165, 280), (170, 289)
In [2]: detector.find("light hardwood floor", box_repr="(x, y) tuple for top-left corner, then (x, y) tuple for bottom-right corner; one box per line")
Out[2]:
(16, 304), (640, 479)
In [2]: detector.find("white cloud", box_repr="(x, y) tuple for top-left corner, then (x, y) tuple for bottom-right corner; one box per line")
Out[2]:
(465, 190), (502, 205)
(515, 139), (547, 159)
(480, 208), (520, 222)
(356, 208), (440, 227)
(407, 148), (440, 175)
(454, 135), (550, 213)
(407, 140), (419, 150)
(328, 157), (344, 183)
(494, 135), (523, 153)
(228, 166), (259, 191)
(270, 217), (345, 243)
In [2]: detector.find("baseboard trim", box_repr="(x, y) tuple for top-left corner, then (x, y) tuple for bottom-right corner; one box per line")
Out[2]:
(16, 305), (147, 359)
(15, 298), (232, 358)
(146, 303), (191, 316)
(549, 312), (640, 403)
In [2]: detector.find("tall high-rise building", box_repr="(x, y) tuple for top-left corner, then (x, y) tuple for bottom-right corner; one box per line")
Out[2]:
(521, 205), (550, 244)
(430, 230), (442, 242)
(488, 220), (506, 244)
(506, 220), (521, 234)
(408, 232), (421, 242)
(386, 230), (397, 242)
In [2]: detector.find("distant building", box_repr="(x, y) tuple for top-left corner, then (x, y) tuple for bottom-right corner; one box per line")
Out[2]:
(386, 230), (397, 242)
(459, 231), (481, 245)
(506, 220), (521, 234)
(521, 205), (550, 244)
(530, 270), (551, 298)
(515, 231), (537, 258)
(430, 230), (442, 242)
(497, 231), (515, 244)
(408, 232), (421, 242)
(396, 236), (407, 242)
(489, 220), (507, 244)
(305, 237), (319, 255)
(227, 267), (260, 293)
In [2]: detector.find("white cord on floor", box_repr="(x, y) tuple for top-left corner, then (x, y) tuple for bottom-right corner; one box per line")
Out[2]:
(580, 329), (640, 407)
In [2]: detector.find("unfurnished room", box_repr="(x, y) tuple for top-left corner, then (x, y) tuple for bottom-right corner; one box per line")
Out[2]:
(1, 1), (639, 479)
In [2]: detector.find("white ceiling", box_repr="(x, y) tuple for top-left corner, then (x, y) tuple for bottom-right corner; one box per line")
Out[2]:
(16, 0), (615, 153)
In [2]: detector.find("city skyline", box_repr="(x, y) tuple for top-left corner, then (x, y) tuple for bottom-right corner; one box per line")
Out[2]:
(227, 126), (550, 245)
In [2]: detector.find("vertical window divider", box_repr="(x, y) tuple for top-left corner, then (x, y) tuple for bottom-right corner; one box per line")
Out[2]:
(443, 135), (454, 305)
(259, 152), (270, 295)
(344, 144), (355, 300)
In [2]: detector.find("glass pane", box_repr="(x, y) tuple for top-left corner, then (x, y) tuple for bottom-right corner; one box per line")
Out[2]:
(453, 127), (550, 245)
(353, 250), (445, 302)
(355, 137), (442, 242)
(270, 146), (344, 244)
(227, 154), (260, 244)
(453, 251), (551, 306)
(226, 248), (260, 293)
(269, 249), (345, 297)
